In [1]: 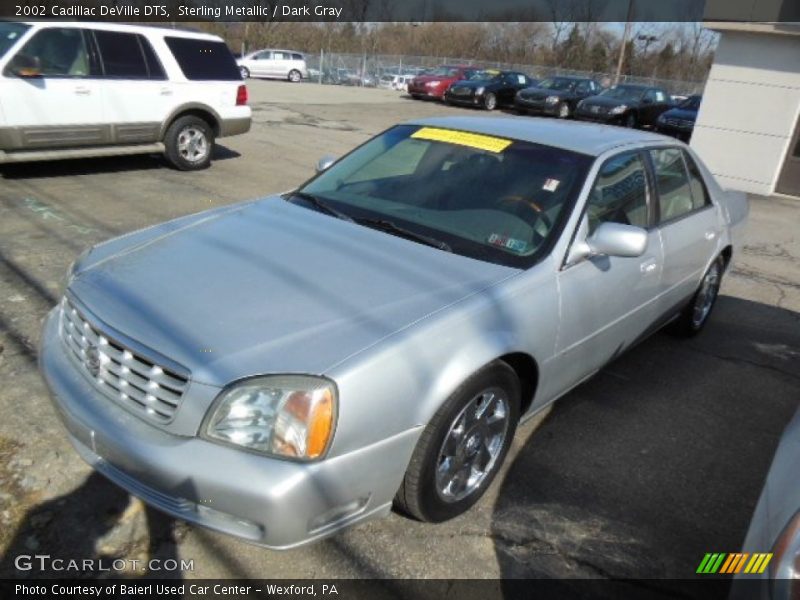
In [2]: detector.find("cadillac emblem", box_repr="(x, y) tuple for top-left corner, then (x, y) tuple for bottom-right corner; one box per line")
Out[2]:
(85, 344), (101, 377)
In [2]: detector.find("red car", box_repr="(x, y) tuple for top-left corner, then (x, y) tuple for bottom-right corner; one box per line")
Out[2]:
(408, 65), (476, 100)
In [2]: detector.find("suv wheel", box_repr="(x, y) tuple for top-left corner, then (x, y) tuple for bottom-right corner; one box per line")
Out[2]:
(164, 116), (214, 171)
(239, 66), (250, 80)
(288, 69), (302, 83)
(394, 361), (520, 522)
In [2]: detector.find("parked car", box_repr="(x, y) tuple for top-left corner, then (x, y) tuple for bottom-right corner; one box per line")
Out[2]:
(515, 76), (601, 118)
(444, 70), (535, 110)
(656, 95), (702, 142)
(0, 21), (250, 170)
(730, 403), (800, 600)
(40, 117), (747, 549)
(575, 84), (673, 129)
(407, 65), (475, 100)
(237, 49), (307, 82)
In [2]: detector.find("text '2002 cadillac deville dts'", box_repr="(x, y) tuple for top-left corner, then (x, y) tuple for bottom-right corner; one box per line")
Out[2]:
(40, 117), (748, 549)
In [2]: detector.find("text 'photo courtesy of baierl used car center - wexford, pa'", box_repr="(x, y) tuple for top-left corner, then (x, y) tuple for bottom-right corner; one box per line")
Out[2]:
(0, 0), (799, 599)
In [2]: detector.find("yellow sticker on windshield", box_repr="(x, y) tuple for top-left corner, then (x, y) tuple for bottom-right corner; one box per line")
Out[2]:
(411, 127), (512, 153)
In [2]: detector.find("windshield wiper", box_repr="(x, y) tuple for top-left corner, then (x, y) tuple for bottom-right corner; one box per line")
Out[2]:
(286, 191), (354, 222)
(356, 217), (452, 253)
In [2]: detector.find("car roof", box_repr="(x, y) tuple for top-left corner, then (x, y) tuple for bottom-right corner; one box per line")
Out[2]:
(251, 49), (304, 54)
(21, 21), (222, 41)
(406, 116), (667, 156)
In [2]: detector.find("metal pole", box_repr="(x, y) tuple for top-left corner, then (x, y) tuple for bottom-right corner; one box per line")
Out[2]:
(614, 0), (634, 86)
(319, 49), (324, 84)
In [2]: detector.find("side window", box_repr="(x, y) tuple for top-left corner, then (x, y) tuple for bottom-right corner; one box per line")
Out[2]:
(254, 51), (271, 60)
(10, 27), (90, 77)
(576, 82), (589, 93)
(644, 89), (657, 102)
(164, 37), (240, 81)
(586, 151), (649, 234)
(650, 147), (695, 223)
(291, 53), (303, 61)
(682, 151), (712, 209)
(94, 30), (148, 79)
(139, 35), (166, 80)
(272, 51), (286, 60)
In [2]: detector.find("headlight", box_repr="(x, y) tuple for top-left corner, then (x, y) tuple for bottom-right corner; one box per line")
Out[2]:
(475, 86), (485, 95)
(771, 510), (800, 598)
(610, 104), (628, 115)
(426, 80), (440, 87)
(545, 95), (559, 104)
(204, 375), (337, 461)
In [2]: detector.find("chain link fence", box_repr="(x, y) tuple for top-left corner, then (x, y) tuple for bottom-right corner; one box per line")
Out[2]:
(303, 52), (705, 96)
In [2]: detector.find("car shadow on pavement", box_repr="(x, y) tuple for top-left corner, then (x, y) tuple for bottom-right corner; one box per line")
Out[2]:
(0, 144), (241, 180)
(0, 472), (182, 580)
(491, 295), (800, 593)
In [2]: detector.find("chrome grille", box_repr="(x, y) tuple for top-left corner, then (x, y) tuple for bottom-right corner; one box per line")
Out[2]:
(59, 297), (189, 423)
(451, 87), (472, 96)
(666, 118), (693, 128)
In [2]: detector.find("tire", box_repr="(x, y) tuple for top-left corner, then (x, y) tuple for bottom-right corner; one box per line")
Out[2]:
(411, 94), (421, 100)
(239, 66), (250, 80)
(288, 69), (302, 83)
(557, 102), (570, 118)
(394, 361), (520, 522)
(669, 255), (724, 337)
(483, 93), (498, 111)
(164, 115), (214, 171)
(623, 113), (637, 128)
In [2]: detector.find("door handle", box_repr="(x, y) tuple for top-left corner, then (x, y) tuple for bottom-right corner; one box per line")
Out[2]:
(640, 258), (658, 274)
(74, 87), (91, 95)
(160, 88), (173, 96)
(704, 230), (717, 241)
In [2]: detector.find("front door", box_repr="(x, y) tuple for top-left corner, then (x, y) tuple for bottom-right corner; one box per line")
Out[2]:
(776, 113), (800, 197)
(553, 150), (662, 395)
(0, 26), (106, 149)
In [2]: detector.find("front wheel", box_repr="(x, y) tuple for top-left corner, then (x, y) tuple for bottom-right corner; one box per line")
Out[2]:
(164, 115), (214, 171)
(623, 112), (637, 128)
(288, 69), (302, 83)
(483, 93), (498, 111)
(669, 255), (724, 337)
(239, 66), (250, 80)
(557, 102), (570, 118)
(394, 361), (520, 522)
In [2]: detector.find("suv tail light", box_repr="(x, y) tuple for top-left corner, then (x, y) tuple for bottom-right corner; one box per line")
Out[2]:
(236, 84), (248, 106)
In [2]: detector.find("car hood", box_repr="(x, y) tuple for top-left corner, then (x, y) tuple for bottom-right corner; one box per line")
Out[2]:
(520, 87), (570, 99)
(451, 79), (495, 89)
(582, 95), (641, 108)
(69, 197), (517, 386)
(413, 75), (455, 84)
(660, 107), (697, 121)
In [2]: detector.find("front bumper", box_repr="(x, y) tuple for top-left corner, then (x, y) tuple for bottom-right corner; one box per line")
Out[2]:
(39, 308), (419, 549)
(574, 108), (618, 123)
(408, 85), (445, 99)
(445, 92), (482, 106)
(515, 98), (560, 115)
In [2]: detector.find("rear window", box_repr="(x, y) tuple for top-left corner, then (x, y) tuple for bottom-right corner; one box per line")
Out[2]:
(292, 53), (303, 61)
(164, 37), (240, 81)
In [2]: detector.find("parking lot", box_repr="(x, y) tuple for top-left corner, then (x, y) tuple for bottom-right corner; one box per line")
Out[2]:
(0, 80), (798, 585)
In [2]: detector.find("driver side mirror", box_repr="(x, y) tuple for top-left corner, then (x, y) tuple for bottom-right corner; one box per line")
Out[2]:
(316, 155), (337, 173)
(587, 222), (648, 258)
(7, 54), (42, 78)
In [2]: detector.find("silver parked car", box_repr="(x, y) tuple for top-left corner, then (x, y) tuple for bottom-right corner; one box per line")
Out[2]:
(237, 49), (307, 82)
(40, 117), (748, 549)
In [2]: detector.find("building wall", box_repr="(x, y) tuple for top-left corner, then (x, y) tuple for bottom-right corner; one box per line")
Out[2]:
(691, 30), (800, 195)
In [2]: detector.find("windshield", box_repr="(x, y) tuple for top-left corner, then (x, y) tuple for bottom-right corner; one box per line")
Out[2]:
(0, 22), (29, 58)
(537, 78), (575, 91)
(425, 67), (460, 77)
(679, 95), (702, 110)
(297, 125), (591, 268)
(468, 70), (501, 81)
(599, 86), (645, 101)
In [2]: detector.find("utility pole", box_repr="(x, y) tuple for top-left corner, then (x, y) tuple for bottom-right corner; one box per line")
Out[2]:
(614, 0), (635, 86)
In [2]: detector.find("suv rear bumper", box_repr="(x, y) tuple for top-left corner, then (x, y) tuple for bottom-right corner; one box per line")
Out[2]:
(39, 307), (419, 549)
(219, 116), (251, 137)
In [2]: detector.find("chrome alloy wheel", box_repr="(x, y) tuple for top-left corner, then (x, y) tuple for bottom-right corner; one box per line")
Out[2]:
(177, 126), (210, 164)
(435, 387), (510, 503)
(692, 261), (721, 328)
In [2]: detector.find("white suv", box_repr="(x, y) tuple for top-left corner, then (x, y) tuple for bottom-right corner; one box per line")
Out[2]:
(237, 49), (308, 83)
(0, 22), (251, 170)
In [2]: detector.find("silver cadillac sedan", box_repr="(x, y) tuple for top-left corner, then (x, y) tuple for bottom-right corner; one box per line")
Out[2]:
(40, 117), (748, 549)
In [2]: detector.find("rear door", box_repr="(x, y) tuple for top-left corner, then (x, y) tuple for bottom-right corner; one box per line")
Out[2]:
(91, 29), (170, 143)
(270, 51), (289, 78)
(0, 26), (106, 149)
(248, 51), (271, 77)
(650, 147), (721, 313)
(554, 150), (663, 392)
